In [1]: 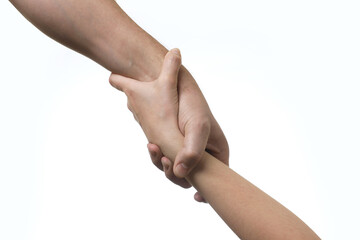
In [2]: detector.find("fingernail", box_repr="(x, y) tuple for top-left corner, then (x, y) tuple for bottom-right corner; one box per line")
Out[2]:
(161, 158), (168, 171)
(149, 149), (156, 158)
(176, 163), (188, 177)
(164, 163), (169, 171)
(181, 163), (189, 169)
(171, 48), (181, 56)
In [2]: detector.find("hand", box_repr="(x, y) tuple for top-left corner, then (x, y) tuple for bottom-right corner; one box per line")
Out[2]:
(109, 49), (184, 160)
(147, 64), (229, 202)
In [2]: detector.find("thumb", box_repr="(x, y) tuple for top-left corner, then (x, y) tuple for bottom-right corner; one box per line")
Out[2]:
(159, 48), (182, 86)
(173, 120), (211, 178)
(109, 73), (136, 94)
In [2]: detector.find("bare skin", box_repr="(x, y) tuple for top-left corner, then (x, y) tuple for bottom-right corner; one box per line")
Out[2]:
(109, 49), (320, 239)
(9, 0), (229, 201)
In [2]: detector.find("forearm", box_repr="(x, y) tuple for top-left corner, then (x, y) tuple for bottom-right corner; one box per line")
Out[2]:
(10, 0), (167, 81)
(187, 154), (319, 239)
(162, 136), (318, 239)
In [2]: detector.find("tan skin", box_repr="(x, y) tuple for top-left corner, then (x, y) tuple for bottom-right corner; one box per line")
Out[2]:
(9, 0), (229, 202)
(109, 49), (320, 240)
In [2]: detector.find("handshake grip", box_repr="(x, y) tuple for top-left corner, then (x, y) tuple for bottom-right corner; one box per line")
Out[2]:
(109, 49), (184, 162)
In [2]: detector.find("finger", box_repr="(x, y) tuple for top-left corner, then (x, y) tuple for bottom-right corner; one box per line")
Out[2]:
(148, 144), (192, 189)
(161, 157), (192, 189)
(194, 192), (207, 203)
(159, 48), (182, 86)
(174, 119), (211, 178)
(109, 73), (136, 93)
(147, 143), (163, 171)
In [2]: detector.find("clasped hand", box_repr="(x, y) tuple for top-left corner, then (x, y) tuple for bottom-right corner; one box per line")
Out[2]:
(110, 49), (184, 160)
(110, 49), (227, 202)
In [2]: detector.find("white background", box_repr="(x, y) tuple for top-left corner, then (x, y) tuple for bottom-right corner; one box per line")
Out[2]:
(1, 0), (359, 239)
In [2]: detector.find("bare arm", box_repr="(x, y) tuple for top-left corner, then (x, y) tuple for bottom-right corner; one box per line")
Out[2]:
(10, 0), (165, 80)
(186, 153), (320, 239)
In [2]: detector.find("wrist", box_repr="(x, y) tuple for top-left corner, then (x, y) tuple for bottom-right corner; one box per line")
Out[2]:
(96, 24), (167, 82)
(186, 152), (219, 185)
(158, 133), (184, 161)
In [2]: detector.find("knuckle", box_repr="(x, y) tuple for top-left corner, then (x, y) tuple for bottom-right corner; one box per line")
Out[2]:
(123, 87), (133, 97)
(184, 149), (202, 162)
(197, 117), (211, 132)
(189, 116), (211, 133)
(126, 101), (133, 112)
